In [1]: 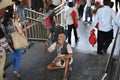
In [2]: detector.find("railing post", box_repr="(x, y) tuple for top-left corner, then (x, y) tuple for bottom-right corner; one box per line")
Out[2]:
(101, 27), (120, 80)
(113, 32), (120, 80)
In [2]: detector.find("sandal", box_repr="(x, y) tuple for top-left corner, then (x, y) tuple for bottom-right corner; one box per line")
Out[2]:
(13, 71), (21, 78)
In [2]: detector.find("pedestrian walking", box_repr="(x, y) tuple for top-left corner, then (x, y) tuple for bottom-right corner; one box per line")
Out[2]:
(66, 2), (79, 45)
(1, 6), (26, 78)
(92, 0), (116, 54)
(78, 0), (86, 18)
(31, 0), (44, 12)
(84, 0), (93, 23)
(46, 4), (58, 42)
(115, 0), (120, 12)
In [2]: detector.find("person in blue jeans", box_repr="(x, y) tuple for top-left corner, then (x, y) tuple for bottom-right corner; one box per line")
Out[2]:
(15, 0), (29, 27)
(1, 6), (25, 78)
(10, 49), (23, 75)
(85, 0), (92, 23)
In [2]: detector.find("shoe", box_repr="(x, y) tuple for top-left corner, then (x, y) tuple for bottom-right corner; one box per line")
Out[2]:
(75, 38), (79, 45)
(13, 71), (21, 78)
(97, 52), (103, 55)
(101, 50), (107, 54)
(88, 21), (92, 24)
(83, 21), (88, 24)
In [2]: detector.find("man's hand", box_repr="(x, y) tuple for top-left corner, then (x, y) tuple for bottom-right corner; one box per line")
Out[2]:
(64, 53), (73, 59)
(44, 41), (48, 47)
(44, 41), (49, 53)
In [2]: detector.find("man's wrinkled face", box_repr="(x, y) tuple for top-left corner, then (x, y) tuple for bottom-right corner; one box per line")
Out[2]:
(58, 33), (65, 45)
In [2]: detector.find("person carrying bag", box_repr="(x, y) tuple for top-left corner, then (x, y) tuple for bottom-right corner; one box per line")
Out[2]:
(11, 19), (28, 49)
(1, 6), (27, 78)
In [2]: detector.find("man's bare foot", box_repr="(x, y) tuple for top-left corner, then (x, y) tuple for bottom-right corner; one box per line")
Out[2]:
(63, 78), (67, 80)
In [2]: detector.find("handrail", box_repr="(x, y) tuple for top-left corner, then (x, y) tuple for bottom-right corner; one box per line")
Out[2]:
(101, 27), (120, 80)
(113, 49), (120, 80)
(24, 8), (45, 16)
(56, 8), (65, 16)
(15, 8), (45, 16)
(54, 2), (66, 10)
(15, 8), (45, 22)
(54, 2), (66, 13)
(53, 2), (66, 26)
(26, 17), (42, 23)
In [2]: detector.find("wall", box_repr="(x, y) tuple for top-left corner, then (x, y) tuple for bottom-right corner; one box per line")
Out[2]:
(0, 0), (13, 9)
(0, 0), (30, 16)
(0, 0), (13, 16)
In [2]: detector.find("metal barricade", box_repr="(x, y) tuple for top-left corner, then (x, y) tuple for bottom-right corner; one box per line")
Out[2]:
(15, 8), (48, 41)
(15, 3), (67, 41)
(54, 2), (66, 27)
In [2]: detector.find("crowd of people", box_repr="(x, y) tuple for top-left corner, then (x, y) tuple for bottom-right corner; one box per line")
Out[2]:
(0, 0), (120, 80)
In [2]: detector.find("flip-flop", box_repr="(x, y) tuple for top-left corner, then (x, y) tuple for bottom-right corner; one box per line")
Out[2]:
(13, 71), (22, 80)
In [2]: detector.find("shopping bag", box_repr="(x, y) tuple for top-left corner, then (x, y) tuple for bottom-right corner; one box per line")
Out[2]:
(89, 29), (97, 47)
(95, 23), (99, 29)
(11, 32), (28, 49)
(71, 10), (78, 29)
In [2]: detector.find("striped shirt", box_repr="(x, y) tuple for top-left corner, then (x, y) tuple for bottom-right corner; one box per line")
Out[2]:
(0, 37), (9, 55)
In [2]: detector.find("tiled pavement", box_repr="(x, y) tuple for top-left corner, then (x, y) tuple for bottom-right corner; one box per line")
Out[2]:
(5, 42), (111, 80)
(5, 16), (120, 80)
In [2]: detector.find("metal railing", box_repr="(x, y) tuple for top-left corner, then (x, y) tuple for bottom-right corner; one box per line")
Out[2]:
(101, 27), (120, 80)
(15, 3), (67, 41)
(4, 3), (67, 70)
(113, 50), (120, 80)
(54, 2), (66, 27)
(15, 8), (48, 41)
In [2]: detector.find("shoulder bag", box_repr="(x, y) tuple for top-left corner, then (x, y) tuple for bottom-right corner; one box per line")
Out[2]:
(11, 31), (28, 49)
(11, 20), (28, 49)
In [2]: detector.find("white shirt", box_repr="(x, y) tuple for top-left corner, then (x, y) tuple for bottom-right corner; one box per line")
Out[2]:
(66, 7), (74, 25)
(66, 7), (79, 25)
(93, 6), (116, 32)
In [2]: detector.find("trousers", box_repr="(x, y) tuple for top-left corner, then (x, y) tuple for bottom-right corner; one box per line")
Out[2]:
(10, 49), (23, 72)
(0, 49), (6, 80)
